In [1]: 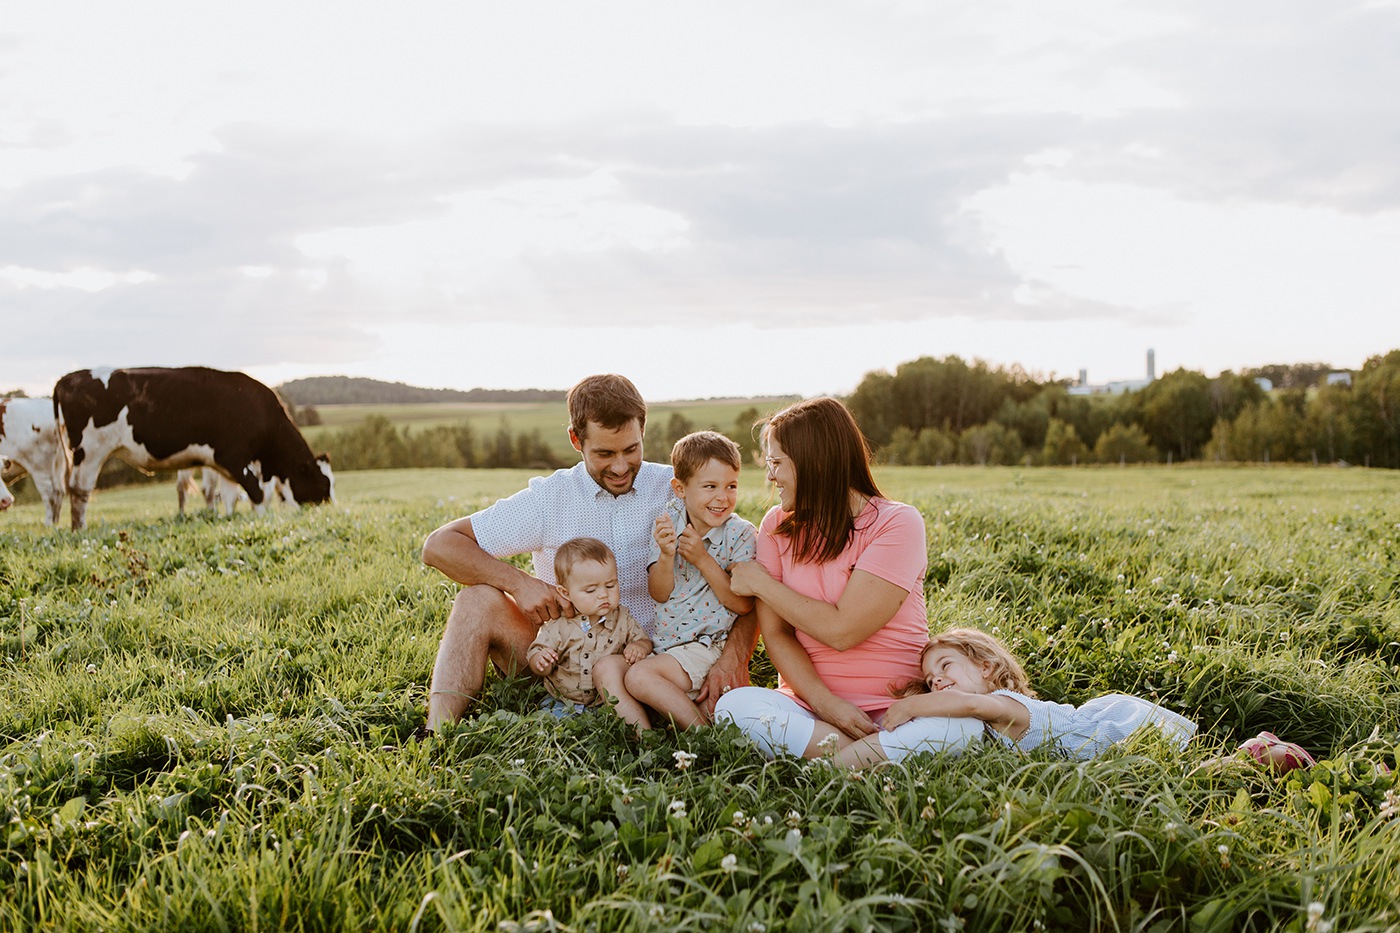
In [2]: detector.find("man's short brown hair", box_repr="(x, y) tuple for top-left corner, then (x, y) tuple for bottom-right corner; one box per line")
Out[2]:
(567, 374), (647, 441)
(671, 431), (742, 482)
(554, 536), (616, 586)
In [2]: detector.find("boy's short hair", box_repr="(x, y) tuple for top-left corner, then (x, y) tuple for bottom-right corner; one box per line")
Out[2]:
(554, 536), (616, 586)
(671, 431), (742, 482)
(568, 375), (647, 441)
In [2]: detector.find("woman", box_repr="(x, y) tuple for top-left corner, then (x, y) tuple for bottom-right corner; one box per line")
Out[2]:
(716, 397), (982, 768)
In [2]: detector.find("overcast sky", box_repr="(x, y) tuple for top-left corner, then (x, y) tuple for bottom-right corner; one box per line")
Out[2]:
(3, 1), (1397, 401)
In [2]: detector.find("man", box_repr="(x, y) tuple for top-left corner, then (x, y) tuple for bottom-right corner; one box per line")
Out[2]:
(421, 374), (757, 731)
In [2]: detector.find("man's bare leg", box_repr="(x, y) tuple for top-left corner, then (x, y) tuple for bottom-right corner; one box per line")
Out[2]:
(426, 585), (538, 732)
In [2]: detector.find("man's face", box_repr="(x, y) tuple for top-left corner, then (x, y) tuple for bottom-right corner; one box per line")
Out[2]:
(571, 419), (644, 496)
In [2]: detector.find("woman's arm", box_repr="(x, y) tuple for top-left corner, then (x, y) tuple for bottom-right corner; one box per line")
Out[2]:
(757, 601), (877, 740)
(882, 691), (1028, 736)
(731, 562), (907, 651)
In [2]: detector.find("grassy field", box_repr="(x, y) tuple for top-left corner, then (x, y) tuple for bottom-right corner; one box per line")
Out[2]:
(300, 398), (798, 458)
(2, 466), (1399, 931)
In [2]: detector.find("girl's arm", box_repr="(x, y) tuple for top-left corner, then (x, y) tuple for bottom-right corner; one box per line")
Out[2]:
(731, 562), (907, 651)
(882, 691), (1028, 736)
(757, 601), (877, 740)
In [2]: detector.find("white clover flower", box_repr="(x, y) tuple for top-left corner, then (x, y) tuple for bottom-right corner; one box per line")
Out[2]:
(721, 854), (738, 873)
(786, 810), (802, 826)
(1380, 789), (1398, 819)
(731, 810), (747, 826)
(1306, 901), (1333, 933)
(668, 800), (687, 819)
(748, 923), (767, 933)
(817, 732), (840, 754)
(648, 906), (665, 920)
(511, 759), (525, 768)
(673, 750), (697, 771)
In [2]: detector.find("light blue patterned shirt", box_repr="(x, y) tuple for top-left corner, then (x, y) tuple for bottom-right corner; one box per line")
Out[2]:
(646, 497), (756, 650)
(989, 690), (1197, 759)
(469, 460), (674, 628)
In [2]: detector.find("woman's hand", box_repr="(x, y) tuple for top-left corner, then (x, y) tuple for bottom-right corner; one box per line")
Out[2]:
(729, 560), (770, 598)
(815, 695), (877, 740)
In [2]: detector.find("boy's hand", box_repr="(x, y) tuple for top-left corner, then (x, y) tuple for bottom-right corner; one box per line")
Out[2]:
(623, 642), (651, 663)
(653, 515), (677, 558)
(676, 525), (709, 566)
(528, 649), (558, 675)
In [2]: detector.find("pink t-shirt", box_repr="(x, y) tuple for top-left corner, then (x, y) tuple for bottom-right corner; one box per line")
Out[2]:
(756, 498), (929, 715)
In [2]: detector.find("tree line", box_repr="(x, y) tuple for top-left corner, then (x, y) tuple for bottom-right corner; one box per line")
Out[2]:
(846, 351), (1400, 468)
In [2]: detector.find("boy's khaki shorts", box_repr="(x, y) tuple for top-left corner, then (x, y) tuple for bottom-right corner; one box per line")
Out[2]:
(661, 639), (726, 696)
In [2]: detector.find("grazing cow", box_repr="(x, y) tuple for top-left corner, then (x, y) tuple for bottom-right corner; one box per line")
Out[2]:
(176, 466), (250, 516)
(0, 397), (68, 525)
(55, 366), (334, 530)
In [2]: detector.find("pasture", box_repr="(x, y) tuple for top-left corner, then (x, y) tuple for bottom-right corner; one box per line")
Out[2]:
(299, 398), (796, 459)
(2, 466), (1398, 931)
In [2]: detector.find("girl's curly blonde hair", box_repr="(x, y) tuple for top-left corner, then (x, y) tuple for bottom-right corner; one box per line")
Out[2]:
(890, 627), (1036, 698)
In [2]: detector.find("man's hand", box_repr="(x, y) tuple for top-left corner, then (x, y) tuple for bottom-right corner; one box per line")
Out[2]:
(728, 561), (770, 598)
(695, 649), (752, 719)
(653, 514), (677, 558)
(815, 695), (877, 741)
(511, 575), (569, 625)
(528, 648), (558, 675)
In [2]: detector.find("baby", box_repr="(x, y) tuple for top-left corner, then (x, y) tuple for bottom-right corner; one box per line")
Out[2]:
(526, 537), (653, 725)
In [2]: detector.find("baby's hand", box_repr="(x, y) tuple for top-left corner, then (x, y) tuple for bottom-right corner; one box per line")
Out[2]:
(623, 642), (651, 663)
(653, 515), (677, 557)
(528, 649), (558, 675)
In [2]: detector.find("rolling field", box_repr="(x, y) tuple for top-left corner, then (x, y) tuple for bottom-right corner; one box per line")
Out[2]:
(300, 398), (798, 458)
(2, 466), (1399, 931)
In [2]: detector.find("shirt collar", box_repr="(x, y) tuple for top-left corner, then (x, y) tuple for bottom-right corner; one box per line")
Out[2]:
(669, 497), (727, 544)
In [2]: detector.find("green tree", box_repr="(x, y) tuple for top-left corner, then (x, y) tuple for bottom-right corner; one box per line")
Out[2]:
(1350, 350), (1400, 468)
(1041, 418), (1089, 465)
(1139, 369), (1214, 461)
(958, 422), (1024, 465)
(1093, 423), (1157, 464)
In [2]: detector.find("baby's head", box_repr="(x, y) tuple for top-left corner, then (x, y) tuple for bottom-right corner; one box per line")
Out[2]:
(891, 627), (1035, 698)
(553, 537), (618, 618)
(670, 431), (742, 531)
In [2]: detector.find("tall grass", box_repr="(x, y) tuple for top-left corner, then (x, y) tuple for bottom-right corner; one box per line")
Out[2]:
(1, 466), (1397, 931)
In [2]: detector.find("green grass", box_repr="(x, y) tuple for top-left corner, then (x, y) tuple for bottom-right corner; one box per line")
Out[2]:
(2, 466), (1398, 931)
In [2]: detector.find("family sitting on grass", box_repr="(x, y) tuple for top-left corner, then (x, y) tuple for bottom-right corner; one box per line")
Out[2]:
(420, 374), (1314, 774)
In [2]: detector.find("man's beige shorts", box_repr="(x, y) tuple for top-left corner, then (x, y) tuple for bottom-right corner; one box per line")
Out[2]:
(661, 639), (726, 696)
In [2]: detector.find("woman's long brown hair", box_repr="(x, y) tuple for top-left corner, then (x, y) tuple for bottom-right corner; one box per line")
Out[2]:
(765, 397), (883, 564)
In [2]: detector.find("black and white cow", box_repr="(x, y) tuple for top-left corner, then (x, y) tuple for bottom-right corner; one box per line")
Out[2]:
(176, 466), (249, 515)
(55, 366), (334, 530)
(0, 396), (68, 525)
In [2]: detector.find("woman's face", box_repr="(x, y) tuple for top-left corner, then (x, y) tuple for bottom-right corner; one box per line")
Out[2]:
(764, 436), (797, 512)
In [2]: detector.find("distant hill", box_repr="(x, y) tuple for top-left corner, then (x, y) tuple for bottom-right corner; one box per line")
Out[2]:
(276, 376), (566, 406)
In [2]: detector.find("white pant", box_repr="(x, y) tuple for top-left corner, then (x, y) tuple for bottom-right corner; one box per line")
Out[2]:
(714, 687), (984, 764)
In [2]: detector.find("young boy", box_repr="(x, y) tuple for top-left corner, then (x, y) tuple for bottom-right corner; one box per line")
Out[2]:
(527, 537), (653, 726)
(626, 431), (756, 728)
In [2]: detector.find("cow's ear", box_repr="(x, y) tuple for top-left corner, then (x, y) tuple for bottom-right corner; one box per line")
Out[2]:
(317, 453), (331, 463)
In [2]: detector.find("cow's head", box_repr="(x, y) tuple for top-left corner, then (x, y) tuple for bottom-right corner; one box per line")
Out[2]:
(283, 452), (334, 506)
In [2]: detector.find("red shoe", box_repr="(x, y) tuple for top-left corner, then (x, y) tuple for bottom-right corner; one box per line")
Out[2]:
(1240, 731), (1316, 774)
